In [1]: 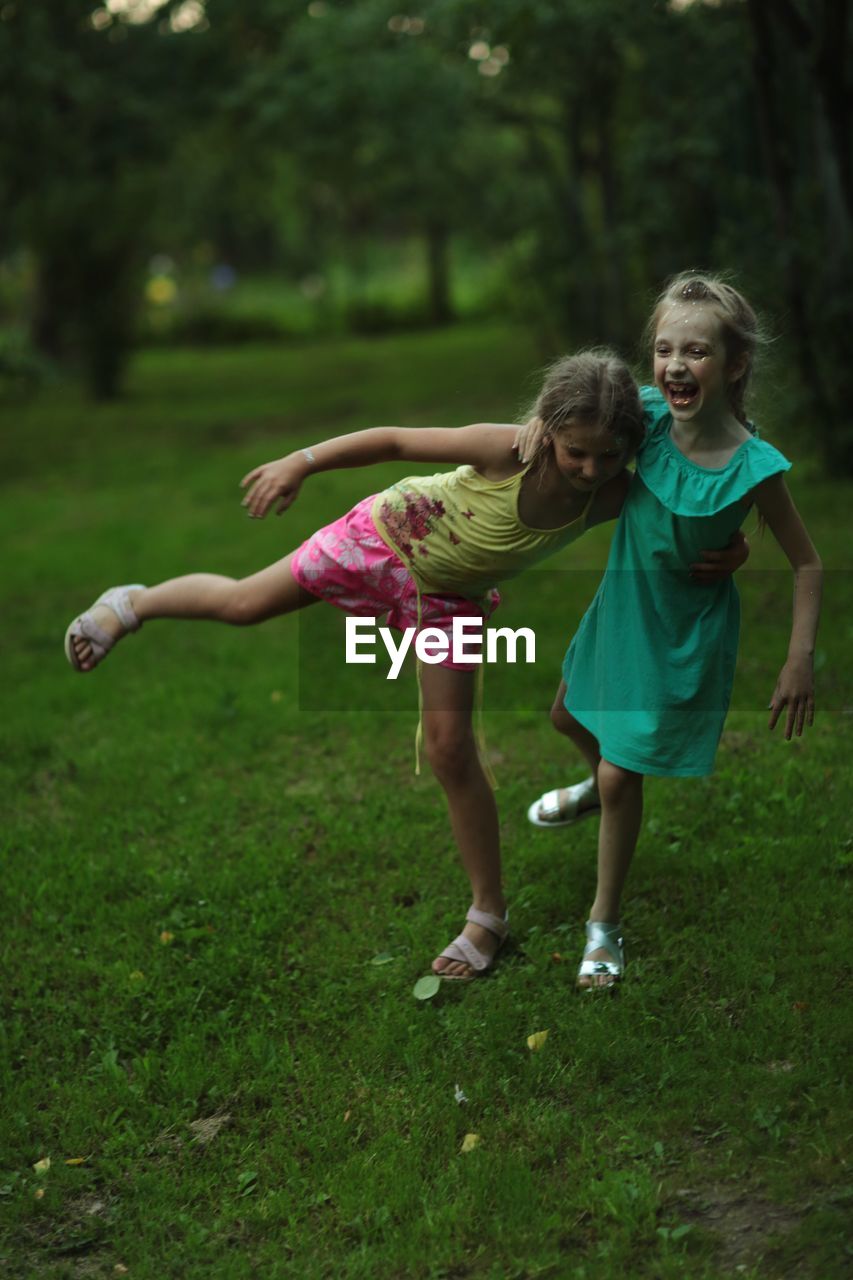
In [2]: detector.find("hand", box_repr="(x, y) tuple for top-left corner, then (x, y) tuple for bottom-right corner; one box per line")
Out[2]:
(240, 456), (303, 519)
(768, 656), (815, 739)
(513, 416), (546, 463)
(690, 529), (750, 583)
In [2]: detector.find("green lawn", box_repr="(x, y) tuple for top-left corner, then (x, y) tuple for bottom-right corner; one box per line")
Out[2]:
(1, 325), (850, 1278)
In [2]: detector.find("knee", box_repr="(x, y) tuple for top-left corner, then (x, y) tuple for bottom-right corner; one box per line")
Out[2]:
(423, 722), (477, 782)
(597, 759), (642, 805)
(221, 582), (262, 626)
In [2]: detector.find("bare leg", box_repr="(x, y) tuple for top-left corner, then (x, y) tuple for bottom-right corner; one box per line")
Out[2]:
(70, 551), (319, 670)
(579, 758), (644, 989)
(532, 680), (602, 820)
(541, 683), (643, 986)
(419, 663), (506, 979)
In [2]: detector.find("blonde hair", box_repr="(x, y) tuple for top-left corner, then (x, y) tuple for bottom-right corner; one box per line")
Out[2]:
(647, 272), (768, 425)
(527, 348), (644, 455)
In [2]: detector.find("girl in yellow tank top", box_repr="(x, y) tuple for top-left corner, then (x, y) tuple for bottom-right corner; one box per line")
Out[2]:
(64, 351), (737, 981)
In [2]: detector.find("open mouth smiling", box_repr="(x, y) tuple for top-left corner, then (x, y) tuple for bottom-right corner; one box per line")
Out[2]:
(665, 382), (699, 407)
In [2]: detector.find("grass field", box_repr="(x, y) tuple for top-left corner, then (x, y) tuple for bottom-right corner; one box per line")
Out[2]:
(1, 325), (851, 1278)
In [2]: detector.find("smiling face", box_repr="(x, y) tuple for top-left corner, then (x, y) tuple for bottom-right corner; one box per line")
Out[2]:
(549, 419), (631, 492)
(653, 302), (744, 424)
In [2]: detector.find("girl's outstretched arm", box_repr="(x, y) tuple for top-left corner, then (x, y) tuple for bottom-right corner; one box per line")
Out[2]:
(239, 424), (518, 519)
(753, 473), (823, 739)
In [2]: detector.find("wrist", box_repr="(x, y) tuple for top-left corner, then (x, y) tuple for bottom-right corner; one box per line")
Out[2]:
(287, 448), (314, 479)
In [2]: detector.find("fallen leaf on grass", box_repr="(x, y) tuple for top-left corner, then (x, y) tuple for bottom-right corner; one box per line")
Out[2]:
(454, 1084), (468, 1105)
(114, 1266), (129, 1276)
(159, 931), (174, 945)
(65, 1157), (91, 1166)
(34, 1188), (45, 1200)
(551, 953), (563, 962)
(32, 1158), (51, 1175)
(369, 952), (394, 966)
(343, 1110), (351, 1123)
(526, 1030), (549, 1051)
(129, 971), (145, 982)
(460, 1133), (480, 1154)
(413, 974), (441, 1001)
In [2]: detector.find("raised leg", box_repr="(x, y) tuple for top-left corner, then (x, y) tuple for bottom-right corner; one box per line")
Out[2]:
(69, 551), (319, 670)
(529, 681), (602, 823)
(419, 663), (506, 979)
(550, 681), (602, 775)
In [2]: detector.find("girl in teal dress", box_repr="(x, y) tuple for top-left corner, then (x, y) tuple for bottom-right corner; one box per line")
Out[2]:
(524, 274), (823, 989)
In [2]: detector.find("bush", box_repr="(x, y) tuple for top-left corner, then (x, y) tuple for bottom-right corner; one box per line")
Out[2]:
(0, 331), (50, 399)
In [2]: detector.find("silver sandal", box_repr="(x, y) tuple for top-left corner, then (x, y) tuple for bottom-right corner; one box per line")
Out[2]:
(577, 921), (624, 990)
(527, 776), (601, 828)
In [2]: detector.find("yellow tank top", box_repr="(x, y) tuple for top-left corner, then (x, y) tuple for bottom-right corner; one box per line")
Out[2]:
(370, 464), (591, 598)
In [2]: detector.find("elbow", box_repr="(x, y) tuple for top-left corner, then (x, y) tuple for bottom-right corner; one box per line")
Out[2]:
(381, 427), (406, 461)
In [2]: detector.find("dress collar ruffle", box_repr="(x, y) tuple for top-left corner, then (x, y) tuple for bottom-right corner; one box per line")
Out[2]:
(636, 386), (791, 517)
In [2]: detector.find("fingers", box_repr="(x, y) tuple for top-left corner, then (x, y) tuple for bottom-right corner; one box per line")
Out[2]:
(691, 549), (726, 580)
(784, 700), (796, 740)
(690, 567), (724, 583)
(768, 688), (783, 731)
(768, 694), (814, 737)
(794, 698), (807, 738)
(515, 416), (544, 463)
(241, 484), (271, 519)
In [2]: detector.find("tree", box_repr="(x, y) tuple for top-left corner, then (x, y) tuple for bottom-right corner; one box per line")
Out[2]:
(0, 1), (208, 397)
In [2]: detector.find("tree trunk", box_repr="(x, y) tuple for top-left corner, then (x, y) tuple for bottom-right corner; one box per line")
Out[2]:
(592, 82), (629, 349)
(745, 0), (834, 422)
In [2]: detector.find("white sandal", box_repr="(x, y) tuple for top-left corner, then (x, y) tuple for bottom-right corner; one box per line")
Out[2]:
(434, 906), (509, 982)
(64, 584), (145, 672)
(577, 921), (624, 991)
(527, 776), (600, 828)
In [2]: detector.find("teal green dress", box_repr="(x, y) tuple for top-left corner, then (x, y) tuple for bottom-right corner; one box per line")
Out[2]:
(562, 387), (791, 776)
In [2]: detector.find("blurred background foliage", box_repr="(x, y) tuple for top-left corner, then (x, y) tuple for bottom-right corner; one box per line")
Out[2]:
(0, 0), (851, 469)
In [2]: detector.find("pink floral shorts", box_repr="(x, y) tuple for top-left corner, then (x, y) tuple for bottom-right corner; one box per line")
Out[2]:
(290, 496), (500, 671)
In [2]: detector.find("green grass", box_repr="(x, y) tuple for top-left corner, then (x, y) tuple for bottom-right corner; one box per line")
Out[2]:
(1, 326), (851, 1278)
